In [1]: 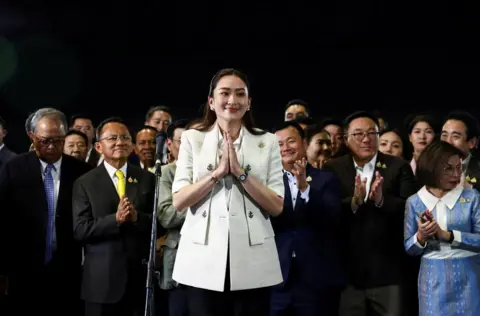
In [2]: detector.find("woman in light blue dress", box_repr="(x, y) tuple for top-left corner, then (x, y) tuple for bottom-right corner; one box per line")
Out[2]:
(405, 140), (480, 316)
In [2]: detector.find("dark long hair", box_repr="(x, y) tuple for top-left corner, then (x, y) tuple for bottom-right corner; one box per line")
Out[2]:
(197, 68), (265, 136)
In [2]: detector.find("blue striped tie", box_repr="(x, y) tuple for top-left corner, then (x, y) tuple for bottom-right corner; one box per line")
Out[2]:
(44, 164), (55, 263)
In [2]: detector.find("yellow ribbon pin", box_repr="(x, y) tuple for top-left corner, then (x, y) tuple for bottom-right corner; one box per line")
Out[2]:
(306, 176), (312, 182)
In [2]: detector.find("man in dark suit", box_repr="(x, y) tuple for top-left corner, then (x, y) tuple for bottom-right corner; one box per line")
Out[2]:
(271, 121), (345, 316)
(0, 108), (91, 316)
(324, 111), (417, 316)
(70, 114), (102, 167)
(440, 111), (480, 190)
(0, 116), (16, 171)
(73, 117), (155, 316)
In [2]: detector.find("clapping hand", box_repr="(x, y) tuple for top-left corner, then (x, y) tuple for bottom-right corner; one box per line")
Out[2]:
(369, 171), (384, 205)
(291, 157), (308, 191)
(416, 210), (438, 245)
(354, 174), (367, 205)
(226, 132), (242, 177)
(116, 196), (138, 224)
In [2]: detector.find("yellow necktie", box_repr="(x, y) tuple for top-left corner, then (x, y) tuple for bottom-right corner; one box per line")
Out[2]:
(115, 170), (126, 198)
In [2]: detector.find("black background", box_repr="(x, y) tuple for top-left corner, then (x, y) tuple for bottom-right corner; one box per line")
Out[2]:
(1, 0), (479, 153)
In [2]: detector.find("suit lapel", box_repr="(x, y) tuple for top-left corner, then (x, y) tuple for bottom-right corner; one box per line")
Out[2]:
(343, 154), (357, 195)
(26, 152), (49, 223)
(96, 164), (120, 203)
(57, 155), (72, 216)
(197, 124), (220, 179)
(125, 164), (139, 204)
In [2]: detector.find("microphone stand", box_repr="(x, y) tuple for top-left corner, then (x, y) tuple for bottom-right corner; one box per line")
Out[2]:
(144, 161), (162, 316)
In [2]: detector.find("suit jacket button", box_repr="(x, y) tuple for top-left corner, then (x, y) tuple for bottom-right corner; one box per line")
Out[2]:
(248, 211), (253, 218)
(202, 210), (207, 218)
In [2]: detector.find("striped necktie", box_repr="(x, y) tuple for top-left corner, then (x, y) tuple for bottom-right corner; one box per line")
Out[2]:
(44, 164), (55, 263)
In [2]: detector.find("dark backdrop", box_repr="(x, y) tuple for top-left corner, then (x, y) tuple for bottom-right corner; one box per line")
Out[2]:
(1, 0), (480, 153)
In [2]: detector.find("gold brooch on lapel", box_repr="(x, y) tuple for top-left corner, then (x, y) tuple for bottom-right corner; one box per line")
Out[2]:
(306, 176), (312, 182)
(258, 141), (265, 148)
(459, 197), (471, 204)
(128, 177), (133, 183)
(133, 178), (138, 183)
(376, 162), (387, 169)
(467, 175), (477, 184)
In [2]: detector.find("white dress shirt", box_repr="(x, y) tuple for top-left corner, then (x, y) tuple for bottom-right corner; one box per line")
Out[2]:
(0, 144), (4, 152)
(353, 154), (377, 202)
(103, 160), (128, 190)
(283, 170), (310, 207)
(39, 157), (62, 250)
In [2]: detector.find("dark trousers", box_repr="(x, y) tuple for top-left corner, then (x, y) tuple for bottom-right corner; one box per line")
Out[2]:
(169, 285), (188, 316)
(339, 285), (402, 316)
(184, 256), (270, 316)
(85, 267), (145, 316)
(7, 254), (83, 316)
(270, 258), (341, 316)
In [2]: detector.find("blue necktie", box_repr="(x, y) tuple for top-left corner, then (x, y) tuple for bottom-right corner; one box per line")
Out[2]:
(44, 164), (55, 263)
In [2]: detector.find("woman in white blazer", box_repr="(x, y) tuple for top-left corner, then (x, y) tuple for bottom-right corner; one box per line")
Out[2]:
(171, 68), (285, 316)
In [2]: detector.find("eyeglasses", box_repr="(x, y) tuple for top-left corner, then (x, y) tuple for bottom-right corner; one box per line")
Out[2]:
(98, 135), (132, 143)
(34, 136), (65, 146)
(443, 165), (462, 176)
(349, 131), (379, 142)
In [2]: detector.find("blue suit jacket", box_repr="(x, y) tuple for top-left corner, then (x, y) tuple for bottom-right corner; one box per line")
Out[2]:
(271, 164), (346, 290)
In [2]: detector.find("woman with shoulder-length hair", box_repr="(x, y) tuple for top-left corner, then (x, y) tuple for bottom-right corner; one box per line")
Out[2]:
(171, 68), (285, 316)
(404, 140), (480, 315)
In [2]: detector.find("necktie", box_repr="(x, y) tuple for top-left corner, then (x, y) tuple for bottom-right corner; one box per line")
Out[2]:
(115, 170), (126, 198)
(44, 164), (55, 264)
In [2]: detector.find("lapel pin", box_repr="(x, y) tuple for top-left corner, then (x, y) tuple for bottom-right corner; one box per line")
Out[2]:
(258, 142), (265, 148)
(471, 177), (477, 184)
(466, 175), (471, 181)
(460, 197), (467, 204)
(376, 162), (382, 168)
(133, 178), (138, 183)
(128, 177), (133, 183)
(382, 163), (387, 169)
(207, 164), (213, 171)
(306, 176), (312, 182)
(248, 211), (254, 218)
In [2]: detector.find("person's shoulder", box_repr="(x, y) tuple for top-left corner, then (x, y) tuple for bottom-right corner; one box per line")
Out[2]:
(182, 128), (205, 140)
(324, 154), (350, 169)
(63, 154), (92, 173)
(378, 152), (409, 168)
(161, 162), (177, 174)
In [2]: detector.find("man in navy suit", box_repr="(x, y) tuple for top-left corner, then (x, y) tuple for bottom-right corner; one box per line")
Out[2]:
(271, 121), (345, 316)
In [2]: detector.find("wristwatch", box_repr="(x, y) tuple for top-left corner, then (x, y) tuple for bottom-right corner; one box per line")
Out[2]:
(238, 172), (248, 182)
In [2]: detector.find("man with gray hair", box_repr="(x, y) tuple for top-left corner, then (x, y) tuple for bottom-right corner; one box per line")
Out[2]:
(0, 107), (91, 316)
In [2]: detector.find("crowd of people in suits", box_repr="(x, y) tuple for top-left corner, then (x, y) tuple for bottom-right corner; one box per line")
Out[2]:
(1, 67), (480, 316)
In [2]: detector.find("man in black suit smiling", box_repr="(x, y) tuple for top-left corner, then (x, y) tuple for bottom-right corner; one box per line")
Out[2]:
(73, 117), (155, 316)
(0, 108), (91, 316)
(324, 111), (417, 316)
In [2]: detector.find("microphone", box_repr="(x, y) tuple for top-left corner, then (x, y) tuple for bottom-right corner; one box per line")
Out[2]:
(154, 131), (167, 173)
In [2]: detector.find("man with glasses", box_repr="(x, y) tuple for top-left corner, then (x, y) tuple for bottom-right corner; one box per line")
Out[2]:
(0, 108), (91, 316)
(324, 111), (417, 316)
(73, 117), (156, 316)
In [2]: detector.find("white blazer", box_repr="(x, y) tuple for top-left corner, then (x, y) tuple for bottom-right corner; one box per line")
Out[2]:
(171, 123), (284, 292)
